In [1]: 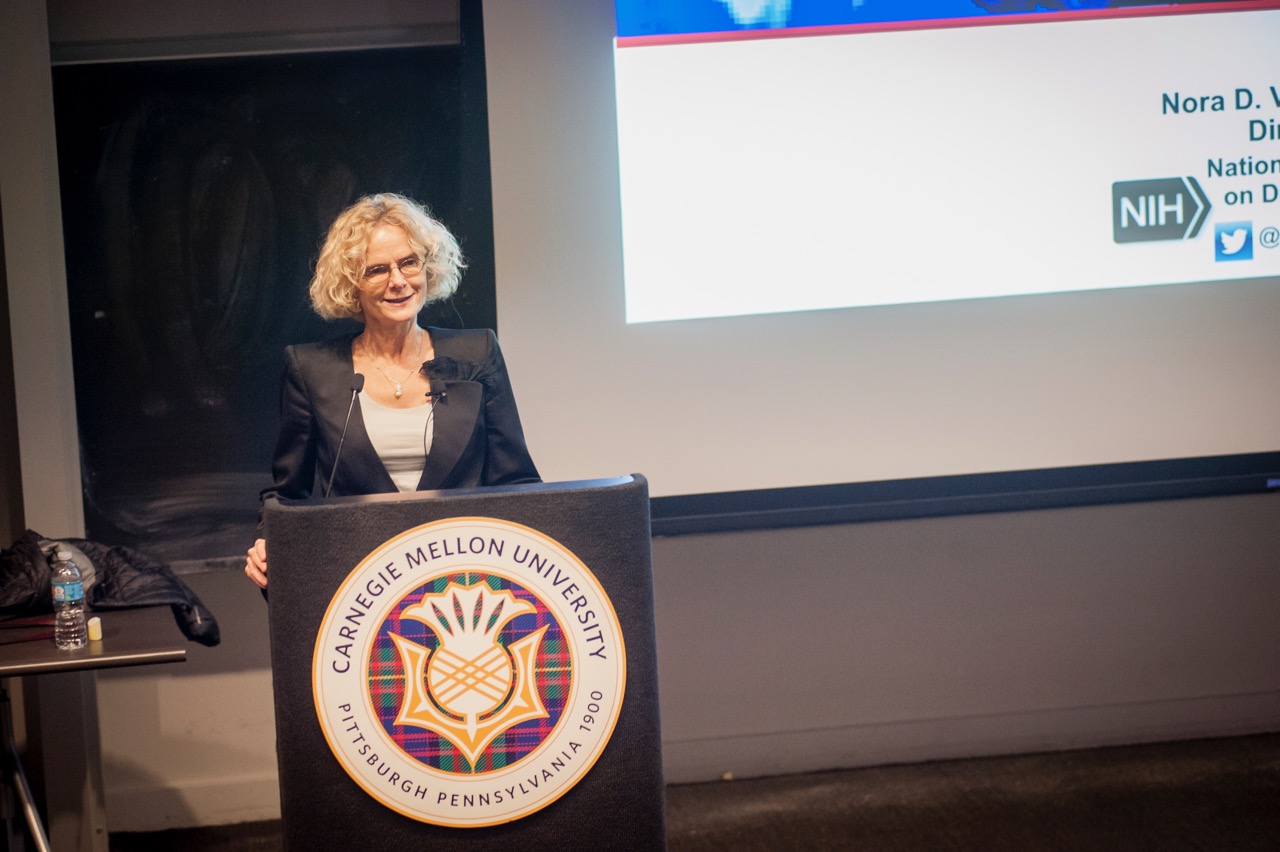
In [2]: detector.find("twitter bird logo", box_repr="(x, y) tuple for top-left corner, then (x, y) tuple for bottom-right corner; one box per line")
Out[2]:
(1220, 228), (1248, 255)
(1215, 221), (1253, 261)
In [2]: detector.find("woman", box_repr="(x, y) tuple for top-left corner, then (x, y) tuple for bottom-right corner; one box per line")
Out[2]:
(244, 194), (539, 589)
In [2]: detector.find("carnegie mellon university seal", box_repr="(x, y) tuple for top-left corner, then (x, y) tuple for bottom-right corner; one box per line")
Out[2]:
(312, 517), (626, 827)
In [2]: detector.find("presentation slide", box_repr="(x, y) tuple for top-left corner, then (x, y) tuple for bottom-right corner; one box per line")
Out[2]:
(483, 0), (1280, 504)
(615, 1), (1280, 323)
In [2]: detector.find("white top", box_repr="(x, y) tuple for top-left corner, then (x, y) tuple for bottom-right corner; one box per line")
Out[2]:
(359, 392), (434, 492)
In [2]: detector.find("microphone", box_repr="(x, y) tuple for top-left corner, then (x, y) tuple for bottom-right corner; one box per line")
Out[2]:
(325, 373), (365, 498)
(428, 378), (447, 402)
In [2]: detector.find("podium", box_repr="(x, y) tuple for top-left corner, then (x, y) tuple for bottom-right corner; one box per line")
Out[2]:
(263, 475), (666, 850)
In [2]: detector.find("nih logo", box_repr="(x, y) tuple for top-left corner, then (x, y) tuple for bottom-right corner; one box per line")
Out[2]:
(1112, 177), (1211, 243)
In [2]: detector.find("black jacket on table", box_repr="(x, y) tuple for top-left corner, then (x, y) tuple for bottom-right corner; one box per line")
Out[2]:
(260, 327), (540, 520)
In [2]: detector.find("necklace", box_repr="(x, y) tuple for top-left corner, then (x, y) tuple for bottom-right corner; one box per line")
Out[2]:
(367, 332), (425, 399)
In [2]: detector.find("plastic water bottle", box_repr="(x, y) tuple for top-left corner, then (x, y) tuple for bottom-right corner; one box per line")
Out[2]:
(51, 550), (87, 650)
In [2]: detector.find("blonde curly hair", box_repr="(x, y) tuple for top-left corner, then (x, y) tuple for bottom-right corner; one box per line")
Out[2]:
(308, 193), (464, 320)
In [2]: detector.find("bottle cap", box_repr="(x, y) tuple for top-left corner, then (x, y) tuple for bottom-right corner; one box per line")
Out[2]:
(56, 550), (72, 560)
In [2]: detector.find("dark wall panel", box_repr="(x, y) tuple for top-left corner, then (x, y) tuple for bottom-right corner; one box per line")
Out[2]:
(53, 30), (494, 561)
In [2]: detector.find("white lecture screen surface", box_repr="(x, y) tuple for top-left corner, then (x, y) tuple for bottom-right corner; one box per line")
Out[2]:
(483, 1), (1280, 499)
(617, 9), (1280, 322)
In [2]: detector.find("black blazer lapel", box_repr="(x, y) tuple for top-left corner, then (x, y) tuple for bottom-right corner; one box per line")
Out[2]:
(341, 397), (398, 495)
(417, 380), (483, 491)
(309, 335), (397, 496)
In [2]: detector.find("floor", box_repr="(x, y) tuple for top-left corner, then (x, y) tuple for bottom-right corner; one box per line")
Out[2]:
(105, 731), (1280, 851)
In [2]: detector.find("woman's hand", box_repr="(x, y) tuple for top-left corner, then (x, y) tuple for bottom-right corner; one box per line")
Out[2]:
(245, 538), (269, 589)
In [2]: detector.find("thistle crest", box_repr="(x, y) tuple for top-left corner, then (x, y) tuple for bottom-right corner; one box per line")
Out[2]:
(390, 582), (549, 767)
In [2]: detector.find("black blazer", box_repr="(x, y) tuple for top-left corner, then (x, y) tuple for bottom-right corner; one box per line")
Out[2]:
(260, 327), (540, 517)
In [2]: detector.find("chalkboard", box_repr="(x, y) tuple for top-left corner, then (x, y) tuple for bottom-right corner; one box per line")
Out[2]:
(52, 24), (494, 562)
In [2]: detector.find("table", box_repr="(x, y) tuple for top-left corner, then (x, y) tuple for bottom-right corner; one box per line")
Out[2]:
(0, 607), (187, 852)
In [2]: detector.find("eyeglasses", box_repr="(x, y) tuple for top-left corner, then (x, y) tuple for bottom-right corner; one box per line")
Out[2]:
(362, 255), (425, 286)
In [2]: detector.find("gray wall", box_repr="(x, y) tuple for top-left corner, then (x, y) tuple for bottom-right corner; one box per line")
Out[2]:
(88, 491), (1280, 829)
(652, 494), (1280, 781)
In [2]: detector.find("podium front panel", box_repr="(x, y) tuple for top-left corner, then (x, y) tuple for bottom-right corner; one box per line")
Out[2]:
(264, 475), (665, 850)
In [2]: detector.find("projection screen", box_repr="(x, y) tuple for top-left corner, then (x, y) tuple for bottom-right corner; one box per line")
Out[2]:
(483, 0), (1280, 522)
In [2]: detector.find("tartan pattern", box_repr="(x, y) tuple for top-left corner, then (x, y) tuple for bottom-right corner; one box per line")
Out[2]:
(367, 572), (572, 775)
